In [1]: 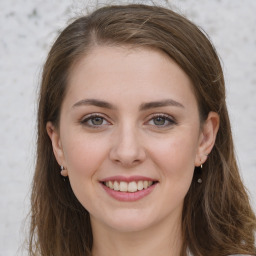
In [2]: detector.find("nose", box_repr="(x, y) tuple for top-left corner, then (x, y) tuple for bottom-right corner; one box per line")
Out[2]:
(109, 124), (146, 167)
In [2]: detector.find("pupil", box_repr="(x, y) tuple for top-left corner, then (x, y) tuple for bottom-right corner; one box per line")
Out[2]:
(154, 117), (165, 125)
(92, 117), (103, 125)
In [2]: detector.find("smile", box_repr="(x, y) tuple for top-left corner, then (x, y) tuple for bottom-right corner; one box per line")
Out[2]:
(100, 176), (158, 201)
(103, 180), (155, 192)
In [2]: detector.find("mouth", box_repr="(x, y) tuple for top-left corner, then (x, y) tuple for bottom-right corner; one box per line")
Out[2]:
(100, 176), (158, 201)
(102, 180), (158, 193)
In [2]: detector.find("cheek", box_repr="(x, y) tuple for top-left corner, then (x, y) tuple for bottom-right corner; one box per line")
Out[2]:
(149, 131), (199, 178)
(62, 135), (108, 177)
(153, 133), (198, 206)
(61, 136), (109, 210)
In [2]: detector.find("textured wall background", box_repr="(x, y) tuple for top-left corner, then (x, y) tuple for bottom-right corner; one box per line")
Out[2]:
(0, 0), (255, 255)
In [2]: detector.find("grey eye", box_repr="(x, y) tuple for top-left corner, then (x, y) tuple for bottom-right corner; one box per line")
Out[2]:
(91, 117), (104, 125)
(81, 114), (110, 127)
(152, 117), (168, 126)
(147, 114), (176, 128)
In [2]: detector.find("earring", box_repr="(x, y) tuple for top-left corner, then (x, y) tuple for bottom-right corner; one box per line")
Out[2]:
(197, 162), (203, 183)
(197, 178), (202, 183)
(60, 165), (68, 180)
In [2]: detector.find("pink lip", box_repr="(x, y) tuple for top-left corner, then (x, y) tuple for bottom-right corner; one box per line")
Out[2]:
(100, 176), (158, 202)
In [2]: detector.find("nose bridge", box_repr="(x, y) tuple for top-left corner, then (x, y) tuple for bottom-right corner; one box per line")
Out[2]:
(109, 120), (146, 166)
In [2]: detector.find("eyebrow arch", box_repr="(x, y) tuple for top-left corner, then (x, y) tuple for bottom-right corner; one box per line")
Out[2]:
(139, 99), (184, 111)
(72, 99), (115, 109)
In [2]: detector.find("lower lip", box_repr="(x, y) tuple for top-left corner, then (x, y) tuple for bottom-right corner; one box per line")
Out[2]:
(101, 183), (157, 202)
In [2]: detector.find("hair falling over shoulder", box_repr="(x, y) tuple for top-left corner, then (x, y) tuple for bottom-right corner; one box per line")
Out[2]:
(29, 4), (256, 256)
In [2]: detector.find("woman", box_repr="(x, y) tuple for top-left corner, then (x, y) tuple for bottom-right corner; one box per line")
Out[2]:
(29, 4), (256, 256)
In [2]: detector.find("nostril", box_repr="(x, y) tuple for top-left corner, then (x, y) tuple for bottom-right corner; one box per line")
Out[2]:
(109, 135), (146, 166)
(114, 158), (142, 168)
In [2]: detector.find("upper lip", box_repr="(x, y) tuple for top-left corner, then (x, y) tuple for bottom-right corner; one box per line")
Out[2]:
(100, 175), (157, 183)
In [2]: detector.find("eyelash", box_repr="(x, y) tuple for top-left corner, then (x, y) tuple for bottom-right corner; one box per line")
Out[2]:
(80, 113), (176, 129)
(146, 113), (176, 128)
(80, 114), (111, 128)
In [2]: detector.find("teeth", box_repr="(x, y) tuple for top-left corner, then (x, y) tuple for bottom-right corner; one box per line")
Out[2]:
(137, 181), (144, 191)
(104, 180), (155, 192)
(128, 181), (137, 192)
(109, 181), (114, 189)
(143, 181), (148, 189)
(113, 181), (119, 191)
(119, 181), (128, 192)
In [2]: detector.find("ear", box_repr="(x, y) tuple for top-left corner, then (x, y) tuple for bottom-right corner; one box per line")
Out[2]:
(46, 122), (68, 176)
(195, 111), (219, 167)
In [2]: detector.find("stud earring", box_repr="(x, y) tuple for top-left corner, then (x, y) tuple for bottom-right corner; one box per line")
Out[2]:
(60, 165), (68, 180)
(197, 178), (202, 183)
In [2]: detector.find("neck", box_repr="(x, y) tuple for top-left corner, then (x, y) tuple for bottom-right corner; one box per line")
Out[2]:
(91, 214), (183, 256)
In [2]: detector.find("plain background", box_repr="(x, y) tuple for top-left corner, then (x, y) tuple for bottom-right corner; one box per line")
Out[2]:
(0, 0), (255, 255)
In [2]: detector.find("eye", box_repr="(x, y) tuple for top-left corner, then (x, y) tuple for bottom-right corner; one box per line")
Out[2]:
(80, 114), (111, 128)
(147, 114), (176, 128)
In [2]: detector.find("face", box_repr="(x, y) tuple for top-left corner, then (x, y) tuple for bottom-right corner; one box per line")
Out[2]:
(47, 46), (217, 234)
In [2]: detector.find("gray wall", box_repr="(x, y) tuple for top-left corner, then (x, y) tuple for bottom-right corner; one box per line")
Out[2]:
(0, 0), (255, 255)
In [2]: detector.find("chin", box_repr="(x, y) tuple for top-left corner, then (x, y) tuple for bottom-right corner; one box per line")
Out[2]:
(97, 209), (160, 233)
(109, 219), (153, 233)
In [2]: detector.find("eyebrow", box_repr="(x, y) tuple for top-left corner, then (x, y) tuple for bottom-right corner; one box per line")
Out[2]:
(72, 99), (115, 109)
(72, 98), (184, 110)
(139, 99), (184, 111)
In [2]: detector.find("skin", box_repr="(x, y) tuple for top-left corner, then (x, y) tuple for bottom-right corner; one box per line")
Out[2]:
(47, 46), (219, 256)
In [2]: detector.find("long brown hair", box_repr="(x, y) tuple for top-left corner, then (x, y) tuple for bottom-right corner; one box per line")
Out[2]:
(29, 4), (256, 256)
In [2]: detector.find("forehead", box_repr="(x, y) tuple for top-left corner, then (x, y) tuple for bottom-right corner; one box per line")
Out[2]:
(64, 46), (197, 110)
